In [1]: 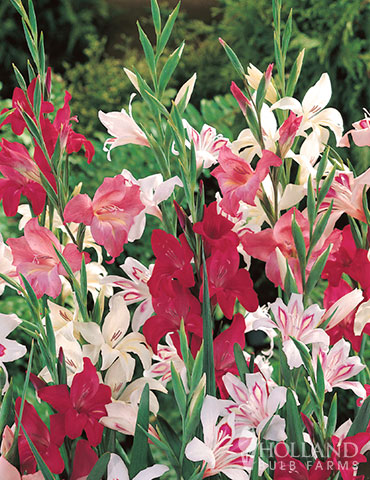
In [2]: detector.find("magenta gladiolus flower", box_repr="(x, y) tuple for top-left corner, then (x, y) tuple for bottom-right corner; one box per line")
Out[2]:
(38, 357), (112, 446)
(7, 218), (87, 298)
(64, 175), (145, 259)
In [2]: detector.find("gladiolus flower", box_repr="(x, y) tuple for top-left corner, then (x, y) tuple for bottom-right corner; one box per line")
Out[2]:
(107, 454), (168, 480)
(7, 218), (87, 298)
(64, 175), (145, 259)
(278, 112), (303, 158)
(15, 398), (64, 475)
(38, 357), (112, 446)
(339, 111), (370, 147)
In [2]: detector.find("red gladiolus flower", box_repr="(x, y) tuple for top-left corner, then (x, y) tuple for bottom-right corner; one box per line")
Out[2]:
(143, 282), (203, 354)
(274, 443), (331, 480)
(193, 201), (239, 254)
(15, 398), (64, 475)
(213, 313), (246, 398)
(200, 244), (258, 319)
(70, 440), (98, 480)
(0, 77), (54, 136)
(148, 229), (195, 297)
(38, 358), (112, 447)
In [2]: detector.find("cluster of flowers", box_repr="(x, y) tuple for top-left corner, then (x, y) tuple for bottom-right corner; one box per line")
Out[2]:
(0, 0), (369, 479)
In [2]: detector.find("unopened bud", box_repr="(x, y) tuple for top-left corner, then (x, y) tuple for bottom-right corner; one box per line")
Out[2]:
(278, 112), (302, 158)
(188, 373), (206, 417)
(230, 81), (251, 116)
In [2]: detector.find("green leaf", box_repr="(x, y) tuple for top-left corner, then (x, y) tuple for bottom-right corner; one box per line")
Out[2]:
(201, 247), (216, 396)
(129, 383), (150, 477)
(151, 0), (161, 37)
(290, 337), (315, 382)
(171, 362), (187, 419)
(22, 19), (38, 65)
(308, 201), (333, 257)
(57, 347), (67, 385)
(80, 255), (88, 301)
(286, 49), (305, 97)
(38, 31), (45, 80)
(9, 0), (24, 16)
(87, 452), (110, 480)
(292, 213), (306, 284)
(233, 343), (249, 381)
(255, 74), (266, 114)
(220, 39), (245, 79)
(190, 344), (204, 395)
(305, 245), (332, 296)
(158, 42), (185, 96)
(250, 439), (260, 480)
(28, 0), (38, 38)
(20, 423), (56, 480)
(22, 110), (43, 144)
(307, 176), (315, 229)
(27, 59), (36, 82)
(137, 22), (156, 81)
(12, 63), (27, 90)
(283, 259), (299, 297)
(285, 388), (306, 457)
(362, 187), (370, 225)
(45, 313), (56, 358)
(0, 381), (14, 434)
(19, 273), (39, 314)
(14, 340), (34, 441)
(282, 9), (292, 58)
(326, 394), (337, 439)
(348, 216), (363, 249)
(33, 75), (42, 119)
(190, 141), (197, 186)
(315, 147), (329, 186)
(316, 166), (336, 208)
(157, 2), (180, 57)
(156, 415), (181, 458)
(40, 172), (59, 206)
(348, 396), (370, 436)
(316, 356), (325, 405)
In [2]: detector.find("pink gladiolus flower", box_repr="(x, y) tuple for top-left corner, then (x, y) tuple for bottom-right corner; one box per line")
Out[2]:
(339, 111), (370, 147)
(254, 294), (329, 369)
(7, 218), (87, 298)
(278, 112), (303, 158)
(182, 120), (229, 169)
(223, 372), (287, 441)
(64, 175), (145, 259)
(320, 169), (370, 223)
(185, 395), (257, 479)
(0, 457), (45, 480)
(98, 107), (150, 161)
(212, 146), (281, 215)
(38, 357), (112, 447)
(15, 398), (64, 475)
(242, 208), (336, 292)
(312, 339), (366, 399)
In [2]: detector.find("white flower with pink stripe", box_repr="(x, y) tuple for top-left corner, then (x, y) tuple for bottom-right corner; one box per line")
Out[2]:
(223, 372), (287, 442)
(185, 395), (258, 480)
(182, 120), (229, 169)
(312, 339), (366, 399)
(101, 257), (154, 331)
(254, 294), (329, 369)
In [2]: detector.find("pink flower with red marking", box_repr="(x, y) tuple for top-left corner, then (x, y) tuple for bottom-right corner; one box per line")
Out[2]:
(223, 372), (287, 441)
(7, 218), (87, 298)
(101, 257), (154, 331)
(98, 106), (150, 161)
(212, 146), (281, 216)
(320, 169), (370, 223)
(312, 339), (366, 399)
(15, 398), (64, 475)
(64, 175), (145, 259)
(185, 395), (258, 479)
(181, 120), (229, 169)
(38, 357), (112, 447)
(254, 294), (329, 368)
(339, 111), (370, 147)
